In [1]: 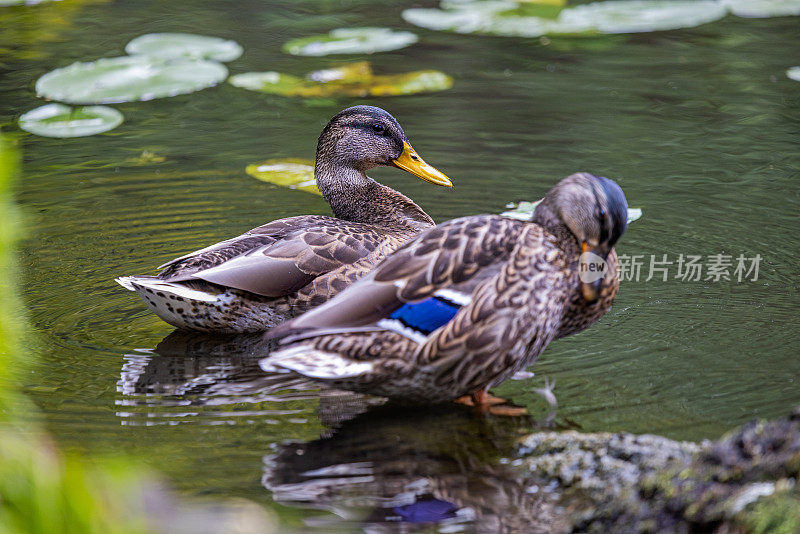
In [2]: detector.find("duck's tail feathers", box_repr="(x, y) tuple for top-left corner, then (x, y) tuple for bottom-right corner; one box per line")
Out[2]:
(115, 276), (218, 303)
(260, 345), (374, 380)
(115, 276), (224, 331)
(115, 275), (139, 291)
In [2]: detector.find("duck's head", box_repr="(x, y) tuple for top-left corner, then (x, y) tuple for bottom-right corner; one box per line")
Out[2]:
(534, 172), (628, 303)
(316, 105), (452, 187)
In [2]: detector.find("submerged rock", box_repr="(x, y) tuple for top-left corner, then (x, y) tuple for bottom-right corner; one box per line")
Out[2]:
(513, 407), (800, 532)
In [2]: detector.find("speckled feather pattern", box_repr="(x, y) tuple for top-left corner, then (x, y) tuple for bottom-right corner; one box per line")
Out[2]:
(126, 216), (426, 332)
(118, 106), (446, 333)
(267, 215), (591, 402)
(264, 172), (627, 403)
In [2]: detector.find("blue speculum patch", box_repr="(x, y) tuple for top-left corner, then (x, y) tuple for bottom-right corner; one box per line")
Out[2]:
(389, 296), (461, 335)
(393, 498), (458, 522)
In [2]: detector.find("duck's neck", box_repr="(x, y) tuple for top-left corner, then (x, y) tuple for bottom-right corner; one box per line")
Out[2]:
(314, 157), (433, 228)
(531, 202), (579, 257)
(533, 201), (617, 338)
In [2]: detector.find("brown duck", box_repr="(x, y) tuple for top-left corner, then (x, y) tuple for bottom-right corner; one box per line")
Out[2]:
(116, 106), (451, 332)
(262, 173), (627, 412)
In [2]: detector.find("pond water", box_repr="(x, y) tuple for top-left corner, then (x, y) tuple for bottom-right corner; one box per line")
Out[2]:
(2, 0), (799, 531)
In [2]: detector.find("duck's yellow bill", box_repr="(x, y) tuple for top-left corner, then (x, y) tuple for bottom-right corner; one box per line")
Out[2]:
(392, 141), (452, 187)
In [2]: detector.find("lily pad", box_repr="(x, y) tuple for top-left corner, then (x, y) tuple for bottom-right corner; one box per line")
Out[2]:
(245, 158), (320, 195)
(283, 27), (418, 56)
(788, 67), (800, 82)
(0, 0), (57, 5)
(19, 103), (123, 138)
(501, 200), (642, 224)
(125, 33), (243, 62)
(36, 55), (228, 105)
(721, 0), (800, 17)
(403, 0), (727, 37)
(229, 61), (453, 98)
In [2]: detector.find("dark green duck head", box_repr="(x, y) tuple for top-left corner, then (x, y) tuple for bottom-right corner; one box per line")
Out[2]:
(315, 105), (452, 187)
(534, 172), (628, 303)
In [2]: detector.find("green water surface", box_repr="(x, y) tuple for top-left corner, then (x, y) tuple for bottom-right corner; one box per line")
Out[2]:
(2, 0), (799, 530)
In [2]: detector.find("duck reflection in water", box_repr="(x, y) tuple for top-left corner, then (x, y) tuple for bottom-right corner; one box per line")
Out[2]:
(117, 331), (561, 531)
(263, 404), (563, 533)
(116, 331), (383, 427)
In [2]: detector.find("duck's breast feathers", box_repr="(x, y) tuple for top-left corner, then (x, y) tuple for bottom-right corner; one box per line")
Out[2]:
(156, 215), (388, 298)
(267, 214), (534, 339)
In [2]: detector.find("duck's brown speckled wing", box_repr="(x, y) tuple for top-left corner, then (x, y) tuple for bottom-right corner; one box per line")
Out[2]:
(416, 223), (569, 395)
(269, 214), (524, 336)
(155, 215), (392, 298)
(267, 215), (571, 400)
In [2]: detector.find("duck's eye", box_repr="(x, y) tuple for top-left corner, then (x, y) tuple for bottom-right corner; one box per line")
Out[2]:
(372, 123), (386, 135)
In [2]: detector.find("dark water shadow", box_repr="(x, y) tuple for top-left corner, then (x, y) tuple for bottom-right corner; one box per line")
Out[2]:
(116, 330), (567, 531)
(263, 403), (563, 532)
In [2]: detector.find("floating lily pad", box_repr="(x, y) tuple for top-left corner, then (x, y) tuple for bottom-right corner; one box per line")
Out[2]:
(36, 55), (228, 105)
(246, 158), (320, 195)
(124, 150), (166, 165)
(125, 33), (243, 62)
(501, 200), (642, 224)
(519, 0), (565, 5)
(19, 103), (123, 138)
(627, 208), (643, 224)
(403, 0), (727, 37)
(0, 0), (57, 5)
(721, 0), (800, 17)
(283, 27), (418, 56)
(788, 66), (800, 82)
(229, 61), (453, 98)
(500, 200), (542, 220)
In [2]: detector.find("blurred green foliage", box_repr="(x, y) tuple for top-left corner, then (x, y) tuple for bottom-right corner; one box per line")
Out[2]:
(0, 133), (25, 418)
(0, 133), (149, 534)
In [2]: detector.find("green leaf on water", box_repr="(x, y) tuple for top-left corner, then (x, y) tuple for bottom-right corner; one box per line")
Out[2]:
(283, 27), (418, 56)
(721, 0), (800, 18)
(125, 33), (243, 62)
(19, 103), (123, 138)
(627, 207), (643, 223)
(500, 200), (542, 220)
(245, 158), (320, 195)
(0, 0), (57, 5)
(36, 55), (228, 105)
(788, 66), (800, 82)
(403, 0), (727, 37)
(500, 200), (643, 224)
(229, 61), (453, 98)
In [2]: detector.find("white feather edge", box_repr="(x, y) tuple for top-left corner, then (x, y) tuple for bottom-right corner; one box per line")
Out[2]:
(260, 345), (374, 379)
(434, 288), (471, 306)
(115, 276), (218, 303)
(377, 318), (428, 344)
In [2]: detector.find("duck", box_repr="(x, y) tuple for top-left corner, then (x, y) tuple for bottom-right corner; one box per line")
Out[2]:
(261, 173), (628, 413)
(116, 106), (452, 333)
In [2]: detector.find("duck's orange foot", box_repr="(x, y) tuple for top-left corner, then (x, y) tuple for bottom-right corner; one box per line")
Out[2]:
(487, 404), (528, 417)
(455, 391), (506, 407)
(454, 390), (527, 416)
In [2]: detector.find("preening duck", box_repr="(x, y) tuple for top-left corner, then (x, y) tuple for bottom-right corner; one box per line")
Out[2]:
(116, 106), (451, 333)
(262, 173), (628, 412)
